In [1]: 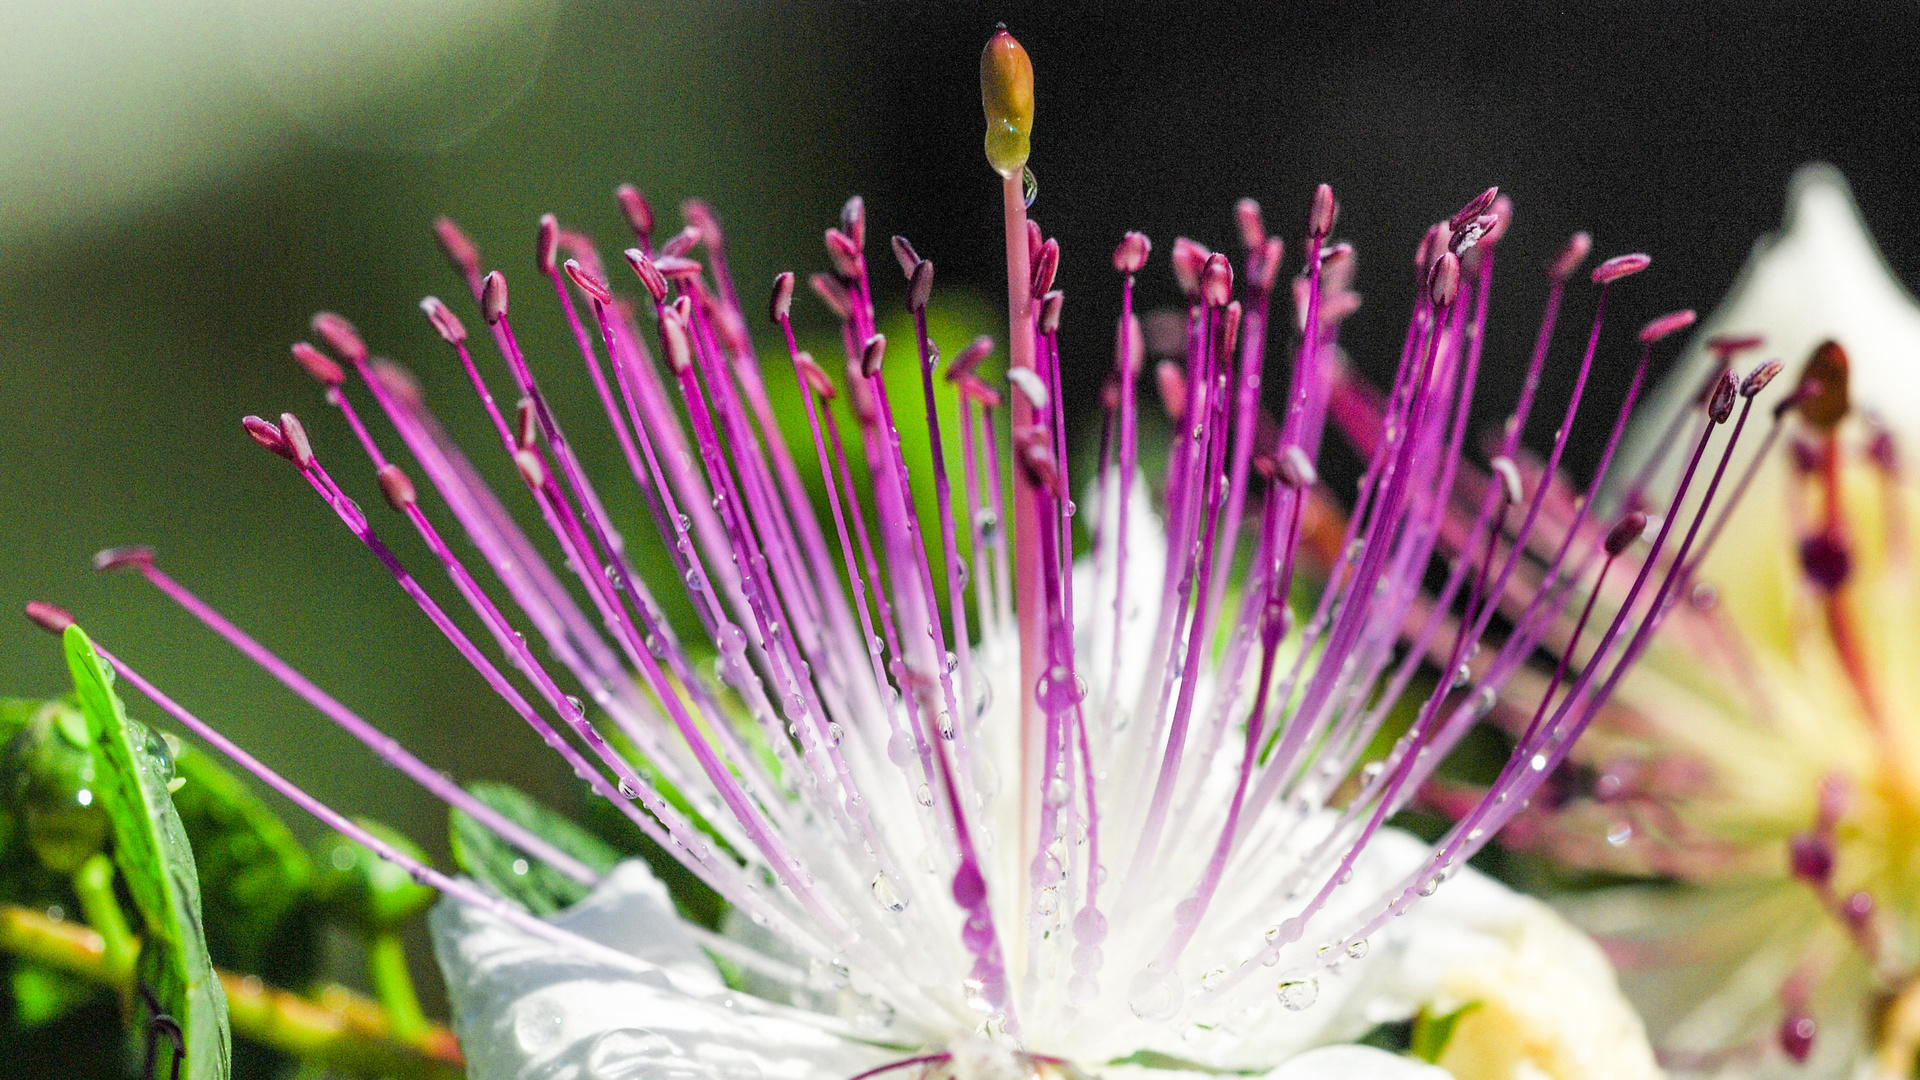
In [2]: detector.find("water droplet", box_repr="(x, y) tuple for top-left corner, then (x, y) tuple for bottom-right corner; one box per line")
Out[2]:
(945, 650), (959, 672)
(1530, 753), (1548, 771)
(604, 564), (627, 591)
(1276, 975), (1319, 1011)
(1345, 939), (1369, 959)
(1419, 874), (1442, 897)
(676, 512), (692, 533)
(1046, 777), (1072, 807)
(870, 873), (906, 912)
(564, 694), (585, 715)
(937, 713), (955, 740)
(1473, 686), (1497, 716)
(1199, 967), (1227, 991)
(1037, 886), (1059, 916)
(868, 634), (885, 656)
(1360, 761), (1385, 784)
(887, 731), (914, 765)
(827, 722), (844, 745)
(1451, 662), (1471, 689)
(684, 568), (706, 591)
(1126, 967), (1183, 1021)
(916, 784), (934, 807)
(1606, 820), (1633, 846)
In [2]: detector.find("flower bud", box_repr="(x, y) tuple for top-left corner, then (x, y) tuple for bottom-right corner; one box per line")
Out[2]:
(1592, 253), (1652, 284)
(1113, 231), (1151, 274)
(909, 259), (936, 313)
(980, 25), (1035, 178)
(481, 271), (509, 324)
(291, 341), (346, 385)
(1638, 309), (1696, 343)
(769, 271), (795, 323)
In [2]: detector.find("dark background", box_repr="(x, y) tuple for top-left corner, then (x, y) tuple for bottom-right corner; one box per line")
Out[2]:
(3, 0), (1918, 1066)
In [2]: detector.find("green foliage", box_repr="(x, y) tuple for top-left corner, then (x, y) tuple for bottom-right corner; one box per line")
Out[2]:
(1411, 1000), (1483, 1064)
(449, 782), (620, 916)
(63, 625), (230, 1080)
(312, 819), (435, 932)
(3, 700), (107, 874)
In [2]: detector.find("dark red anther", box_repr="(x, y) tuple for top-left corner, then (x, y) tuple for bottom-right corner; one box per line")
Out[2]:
(1800, 533), (1851, 590)
(434, 216), (481, 277)
(311, 312), (368, 364)
(1448, 186), (1500, 233)
(1428, 251), (1460, 307)
(1592, 253), (1652, 284)
(825, 229), (862, 279)
(563, 259), (613, 304)
(1788, 832), (1835, 884)
(1550, 232), (1592, 283)
(278, 412), (314, 469)
(378, 463), (418, 512)
(615, 184), (654, 242)
(535, 214), (559, 274)
(419, 297), (468, 345)
(1707, 370), (1740, 423)
(947, 335), (994, 382)
(1200, 252), (1233, 308)
(1171, 237), (1209, 298)
(794, 352), (837, 399)
(515, 397), (538, 450)
(658, 225), (701, 260)
(291, 341), (346, 385)
(24, 601), (75, 635)
(1308, 183), (1338, 237)
(1606, 511), (1649, 556)
(1026, 219), (1043, 264)
(1030, 237), (1060, 299)
(1236, 198), (1265, 251)
(514, 448), (549, 489)
(243, 415), (291, 459)
(1779, 1014), (1816, 1063)
(1742, 360), (1785, 397)
(810, 272), (852, 320)
(1221, 300), (1242, 355)
(1481, 196), (1513, 248)
(1017, 439), (1059, 492)
(1277, 445), (1316, 489)
(889, 235), (920, 279)
(481, 272), (509, 324)
(909, 259), (935, 313)
(1113, 231), (1151, 274)
(1156, 361), (1188, 425)
(839, 195), (866, 252)
(91, 546), (155, 572)
(1415, 222), (1452, 271)
(769, 272), (795, 324)
(860, 334), (886, 378)
(1039, 289), (1064, 335)
(624, 249), (669, 304)
(1639, 309), (1697, 343)
(1796, 341), (1850, 429)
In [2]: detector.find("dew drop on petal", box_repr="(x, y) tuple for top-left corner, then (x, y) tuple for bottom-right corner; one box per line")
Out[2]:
(870, 873), (907, 912)
(1345, 939), (1369, 959)
(1276, 975), (1319, 1011)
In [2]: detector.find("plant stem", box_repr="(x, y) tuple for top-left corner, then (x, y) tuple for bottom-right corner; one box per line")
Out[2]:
(367, 928), (430, 1043)
(0, 904), (463, 1080)
(70, 852), (135, 985)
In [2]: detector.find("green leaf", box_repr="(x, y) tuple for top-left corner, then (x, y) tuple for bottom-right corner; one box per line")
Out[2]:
(449, 782), (620, 916)
(1411, 999), (1483, 1064)
(169, 746), (317, 982)
(313, 818), (436, 931)
(62, 626), (229, 1080)
(9, 959), (100, 1027)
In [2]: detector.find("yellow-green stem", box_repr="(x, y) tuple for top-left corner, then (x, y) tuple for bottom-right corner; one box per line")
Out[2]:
(368, 929), (430, 1044)
(71, 852), (135, 986)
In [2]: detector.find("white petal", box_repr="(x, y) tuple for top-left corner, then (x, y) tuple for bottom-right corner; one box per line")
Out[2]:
(1263, 1045), (1454, 1080)
(430, 860), (892, 1080)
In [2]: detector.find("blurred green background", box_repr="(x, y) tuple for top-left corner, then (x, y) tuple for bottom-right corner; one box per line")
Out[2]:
(6, 0), (1920, 1072)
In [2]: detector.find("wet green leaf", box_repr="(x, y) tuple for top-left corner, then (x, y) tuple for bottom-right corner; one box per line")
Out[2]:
(313, 819), (435, 931)
(3, 701), (108, 875)
(62, 626), (229, 1080)
(449, 782), (620, 916)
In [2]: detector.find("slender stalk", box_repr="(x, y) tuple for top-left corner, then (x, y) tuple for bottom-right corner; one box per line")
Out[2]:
(1004, 168), (1045, 885)
(70, 852), (136, 986)
(367, 930), (430, 1044)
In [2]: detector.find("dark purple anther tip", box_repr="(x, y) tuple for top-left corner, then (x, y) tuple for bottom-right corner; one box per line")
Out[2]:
(1200, 253), (1233, 307)
(91, 546), (155, 572)
(615, 184), (654, 241)
(311, 312), (368, 364)
(1742, 360), (1785, 397)
(1171, 237), (1209, 298)
(839, 195), (866, 251)
(1605, 510), (1649, 557)
(1550, 232), (1593, 283)
(279, 412), (314, 469)
(1277, 445), (1316, 489)
(1800, 533), (1851, 590)
(1788, 832), (1835, 884)
(1309, 183), (1338, 237)
(1639, 309), (1697, 343)
(1490, 456), (1524, 506)
(515, 397), (538, 450)
(952, 860), (987, 909)
(243, 415), (291, 459)
(378, 463), (418, 512)
(809, 272), (852, 321)
(1707, 370), (1740, 423)
(909, 259), (936, 313)
(1780, 1014), (1816, 1063)
(536, 213), (559, 274)
(1416, 222), (1452, 271)
(1236, 198), (1265, 252)
(1428, 251), (1460, 307)
(420, 297), (468, 345)
(947, 335), (994, 382)
(1030, 237), (1060, 300)
(794, 352), (837, 399)
(434, 217), (481, 276)
(769, 272), (795, 324)
(1449, 186), (1500, 233)
(1113, 231), (1151, 274)
(291, 341), (346, 386)
(890, 235), (920, 279)
(860, 334), (887, 378)
(563, 259), (613, 305)
(625, 249), (669, 304)
(481, 272), (509, 325)
(1592, 253), (1652, 285)
(1026, 219), (1044, 264)
(1039, 289), (1064, 335)
(24, 601), (75, 635)
(825, 229), (862, 279)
